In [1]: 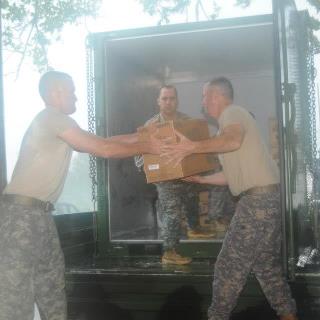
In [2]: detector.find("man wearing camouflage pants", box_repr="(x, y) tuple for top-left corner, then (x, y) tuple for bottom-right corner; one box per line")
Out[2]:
(136, 85), (214, 265)
(167, 77), (297, 320)
(0, 70), (162, 320)
(206, 165), (236, 234)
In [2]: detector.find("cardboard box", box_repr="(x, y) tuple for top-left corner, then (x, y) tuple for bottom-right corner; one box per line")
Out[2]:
(139, 119), (218, 183)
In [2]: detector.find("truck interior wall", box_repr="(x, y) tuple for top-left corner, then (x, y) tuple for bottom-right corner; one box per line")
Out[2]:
(106, 56), (161, 238)
(102, 18), (278, 242)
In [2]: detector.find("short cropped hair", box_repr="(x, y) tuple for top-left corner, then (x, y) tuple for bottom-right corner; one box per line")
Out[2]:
(208, 77), (234, 101)
(158, 84), (178, 97)
(38, 70), (72, 100)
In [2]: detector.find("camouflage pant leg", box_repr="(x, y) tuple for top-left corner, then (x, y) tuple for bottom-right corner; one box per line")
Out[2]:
(156, 183), (183, 251)
(0, 201), (67, 320)
(207, 185), (236, 220)
(179, 182), (200, 230)
(34, 208), (67, 320)
(208, 191), (296, 320)
(250, 195), (296, 316)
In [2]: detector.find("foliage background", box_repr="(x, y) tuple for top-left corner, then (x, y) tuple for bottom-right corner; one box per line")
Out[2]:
(1, 0), (101, 73)
(2, 0), (320, 72)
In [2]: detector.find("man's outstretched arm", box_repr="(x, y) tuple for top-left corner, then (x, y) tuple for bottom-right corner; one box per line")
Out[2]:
(59, 127), (161, 158)
(162, 123), (245, 166)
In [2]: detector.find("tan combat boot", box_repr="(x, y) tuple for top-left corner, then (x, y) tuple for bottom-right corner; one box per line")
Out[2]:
(205, 217), (230, 233)
(187, 226), (216, 239)
(161, 250), (192, 265)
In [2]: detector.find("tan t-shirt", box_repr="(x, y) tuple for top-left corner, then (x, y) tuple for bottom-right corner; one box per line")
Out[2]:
(218, 105), (279, 196)
(4, 106), (79, 203)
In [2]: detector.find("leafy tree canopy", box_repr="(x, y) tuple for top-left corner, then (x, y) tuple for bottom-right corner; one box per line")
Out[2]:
(138, 0), (251, 24)
(1, 0), (102, 73)
(2, 0), (320, 72)
(139, 0), (320, 23)
(138, 0), (320, 50)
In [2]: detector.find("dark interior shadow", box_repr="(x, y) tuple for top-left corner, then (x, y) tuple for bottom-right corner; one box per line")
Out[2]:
(230, 304), (277, 320)
(75, 302), (133, 320)
(157, 285), (203, 320)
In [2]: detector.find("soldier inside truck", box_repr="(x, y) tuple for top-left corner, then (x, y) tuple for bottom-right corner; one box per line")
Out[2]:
(134, 84), (237, 265)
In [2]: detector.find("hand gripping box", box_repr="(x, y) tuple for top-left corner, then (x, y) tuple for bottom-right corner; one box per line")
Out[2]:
(139, 119), (218, 183)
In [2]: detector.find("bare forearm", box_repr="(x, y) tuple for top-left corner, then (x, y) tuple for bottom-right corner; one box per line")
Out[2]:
(60, 126), (162, 159)
(183, 171), (227, 185)
(192, 135), (241, 154)
(97, 140), (152, 159)
(170, 124), (244, 158)
(107, 132), (139, 143)
(198, 171), (228, 185)
(60, 127), (156, 158)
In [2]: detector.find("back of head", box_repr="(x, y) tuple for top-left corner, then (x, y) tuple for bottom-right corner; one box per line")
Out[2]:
(38, 70), (72, 102)
(208, 77), (234, 101)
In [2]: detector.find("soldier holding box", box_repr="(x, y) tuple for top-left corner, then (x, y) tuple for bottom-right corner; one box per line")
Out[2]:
(136, 85), (215, 265)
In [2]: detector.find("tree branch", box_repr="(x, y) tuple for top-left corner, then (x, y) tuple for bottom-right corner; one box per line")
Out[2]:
(198, 0), (210, 20)
(15, 22), (35, 79)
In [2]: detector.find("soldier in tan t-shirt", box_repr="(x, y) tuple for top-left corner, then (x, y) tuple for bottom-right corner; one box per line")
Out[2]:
(0, 70), (163, 320)
(135, 85), (215, 267)
(163, 77), (297, 320)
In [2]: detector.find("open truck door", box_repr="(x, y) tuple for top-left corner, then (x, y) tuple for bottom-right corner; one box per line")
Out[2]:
(86, 13), (279, 258)
(273, 0), (320, 280)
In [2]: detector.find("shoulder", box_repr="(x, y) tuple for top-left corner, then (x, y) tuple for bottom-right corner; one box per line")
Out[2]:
(221, 105), (250, 120)
(219, 105), (251, 128)
(38, 107), (79, 134)
(225, 104), (247, 114)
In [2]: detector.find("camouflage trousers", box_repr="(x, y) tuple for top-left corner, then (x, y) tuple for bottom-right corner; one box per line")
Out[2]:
(207, 185), (236, 220)
(156, 181), (199, 251)
(0, 201), (67, 320)
(208, 190), (296, 320)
